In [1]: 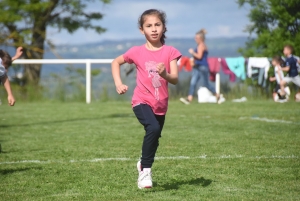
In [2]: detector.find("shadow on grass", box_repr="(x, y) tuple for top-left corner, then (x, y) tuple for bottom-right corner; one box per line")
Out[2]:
(105, 113), (135, 118)
(155, 177), (212, 191)
(0, 117), (101, 128)
(0, 167), (42, 175)
(0, 113), (134, 128)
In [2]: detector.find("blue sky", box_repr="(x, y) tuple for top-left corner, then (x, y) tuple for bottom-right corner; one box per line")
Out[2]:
(47, 0), (251, 44)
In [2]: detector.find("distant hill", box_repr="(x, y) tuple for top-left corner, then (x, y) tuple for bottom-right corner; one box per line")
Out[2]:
(39, 36), (247, 76)
(53, 36), (247, 59)
(2, 36), (248, 59)
(2, 37), (248, 76)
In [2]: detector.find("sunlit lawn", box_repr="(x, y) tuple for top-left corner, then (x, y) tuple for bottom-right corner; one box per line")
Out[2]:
(0, 101), (299, 200)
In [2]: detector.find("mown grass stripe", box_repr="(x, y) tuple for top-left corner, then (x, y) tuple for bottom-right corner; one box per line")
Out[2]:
(0, 155), (298, 165)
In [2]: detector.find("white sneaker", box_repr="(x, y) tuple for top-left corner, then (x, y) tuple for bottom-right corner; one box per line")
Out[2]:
(277, 99), (288, 103)
(137, 167), (153, 189)
(180, 97), (190, 105)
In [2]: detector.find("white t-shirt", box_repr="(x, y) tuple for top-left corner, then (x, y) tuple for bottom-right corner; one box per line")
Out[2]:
(275, 65), (284, 84)
(294, 55), (300, 71)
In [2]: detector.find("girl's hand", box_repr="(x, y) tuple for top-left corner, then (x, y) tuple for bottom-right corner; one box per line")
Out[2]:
(7, 95), (15, 106)
(156, 63), (166, 77)
(116, 84), (128, 95)
(188, 48), (194, 55)
(269, 77), (275, 82)
(12, 47), (23, 61)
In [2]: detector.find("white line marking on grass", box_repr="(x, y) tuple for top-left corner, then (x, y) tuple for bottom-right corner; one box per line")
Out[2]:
(0, 160), (50, 164)
(239, 116), (299, 124)
(0, 155), (298, 165)
(74, 158), (132, 163)
(156, 156), (191, 160)
(255, 155), (299, 159)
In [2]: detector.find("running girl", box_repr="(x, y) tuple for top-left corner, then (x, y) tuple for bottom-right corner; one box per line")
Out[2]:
(111, 9), (181, 189)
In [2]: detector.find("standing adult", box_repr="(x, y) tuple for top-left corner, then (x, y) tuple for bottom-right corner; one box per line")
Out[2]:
(180, 29), (219, 104)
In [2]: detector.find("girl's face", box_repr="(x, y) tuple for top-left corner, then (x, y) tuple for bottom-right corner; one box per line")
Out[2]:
(140, 15), (165, 44)
(272, 60), (277, 66)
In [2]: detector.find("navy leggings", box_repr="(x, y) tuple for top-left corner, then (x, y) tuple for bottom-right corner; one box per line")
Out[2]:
(133, 104), (165, 169)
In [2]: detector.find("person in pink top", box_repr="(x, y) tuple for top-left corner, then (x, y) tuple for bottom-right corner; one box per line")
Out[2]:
(111, 9), (181, 189)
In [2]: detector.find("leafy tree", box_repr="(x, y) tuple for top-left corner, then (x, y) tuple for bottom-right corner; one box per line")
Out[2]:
(0, 0), (110, 84)
(238, 0), (300, 57)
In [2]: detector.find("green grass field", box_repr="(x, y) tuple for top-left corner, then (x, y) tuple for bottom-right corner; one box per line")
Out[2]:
(0, 101), (299, 201)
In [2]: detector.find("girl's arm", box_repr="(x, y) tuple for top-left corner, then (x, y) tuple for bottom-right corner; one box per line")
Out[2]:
(12, 47), (23, 61)
(157, 59), (179, 85)
(278, 69), (284, 81)
(111, 55), (128, 94)
(188, 44), (205, 60)
(269, 76), (276, 82)
(1, 75), (15, 106)
(281, 66), (290, 72)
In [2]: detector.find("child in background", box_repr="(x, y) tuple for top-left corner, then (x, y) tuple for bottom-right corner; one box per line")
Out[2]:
(269, 56), (287, 102)
(279, 45), (300, 97)
(111, 9), (181, 189)
(0, 61), (12, 154)
(0, 47), (23, 71)
(0, 47), (23, 106)
(0, 59), (15, 106)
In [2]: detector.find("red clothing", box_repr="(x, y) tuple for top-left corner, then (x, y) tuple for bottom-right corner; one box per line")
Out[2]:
(178, 56), (192, 72)
(220, 58), (236, 82)
(208, 57), (236, 82)
(208, 57), (220, 81)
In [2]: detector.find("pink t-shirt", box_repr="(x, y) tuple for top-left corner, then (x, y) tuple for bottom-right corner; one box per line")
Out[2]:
(123, 45), (181, 115)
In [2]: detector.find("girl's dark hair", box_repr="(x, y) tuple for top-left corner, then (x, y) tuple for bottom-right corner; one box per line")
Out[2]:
(272, 55), (284, 66)
(138, 9), (167, 45)
(0, 50), (12, 68)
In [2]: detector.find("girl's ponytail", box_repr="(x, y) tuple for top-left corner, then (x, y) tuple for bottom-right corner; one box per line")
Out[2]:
(196, 29), (207, 41)
(160, 27), (167, 45)
(199, 29), (207, 35)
